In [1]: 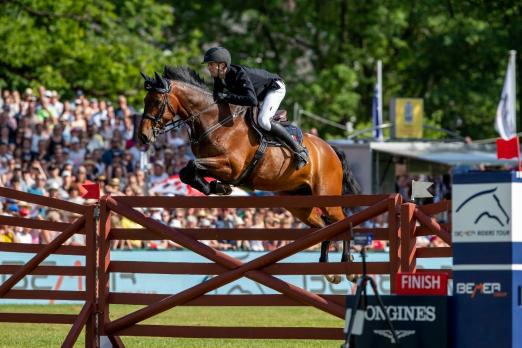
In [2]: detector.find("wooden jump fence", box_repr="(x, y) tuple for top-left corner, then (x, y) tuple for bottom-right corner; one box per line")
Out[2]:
(0, 187), (451, 347)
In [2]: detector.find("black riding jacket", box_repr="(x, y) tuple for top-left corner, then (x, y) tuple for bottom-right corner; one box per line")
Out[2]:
(212, 64), (282, 106)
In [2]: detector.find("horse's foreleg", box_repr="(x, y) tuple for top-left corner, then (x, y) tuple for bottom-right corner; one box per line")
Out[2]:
(179, 160), (211, 195)
(193, 157), (234, 195)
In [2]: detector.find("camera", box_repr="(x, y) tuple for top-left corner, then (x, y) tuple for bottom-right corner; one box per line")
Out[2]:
(353, 233), (373, 246)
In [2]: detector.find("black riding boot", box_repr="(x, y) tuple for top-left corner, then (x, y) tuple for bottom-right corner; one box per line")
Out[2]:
(270, 121), (309, 169)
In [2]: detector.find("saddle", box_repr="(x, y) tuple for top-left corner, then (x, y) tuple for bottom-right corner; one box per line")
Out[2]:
(223, 107), (305, 187)
(248, 108), (304, 147)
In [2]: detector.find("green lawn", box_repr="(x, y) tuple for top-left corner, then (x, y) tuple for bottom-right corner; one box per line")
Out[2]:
(0, 305), (344, 347)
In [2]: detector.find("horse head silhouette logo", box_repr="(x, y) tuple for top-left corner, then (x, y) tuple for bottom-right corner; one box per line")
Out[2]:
(456, 187), (510, 227)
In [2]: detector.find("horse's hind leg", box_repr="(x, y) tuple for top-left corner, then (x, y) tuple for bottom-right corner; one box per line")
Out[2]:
(321, 210), (350, 263)
(319, 240), (330, 263)
(323, 206), (358, 282)
(286, 206), (343, 284)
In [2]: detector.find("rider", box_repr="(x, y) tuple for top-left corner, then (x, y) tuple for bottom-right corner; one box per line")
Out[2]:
(202, 46), (309, 170)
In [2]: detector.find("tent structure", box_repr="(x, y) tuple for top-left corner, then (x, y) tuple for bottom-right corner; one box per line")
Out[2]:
(329, 140), (519, 194)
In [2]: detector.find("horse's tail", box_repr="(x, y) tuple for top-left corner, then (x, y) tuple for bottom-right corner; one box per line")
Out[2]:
(332, 145), (362, 195)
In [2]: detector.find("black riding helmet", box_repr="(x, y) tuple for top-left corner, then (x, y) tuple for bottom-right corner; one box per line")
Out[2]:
(202, 47), (231, 67)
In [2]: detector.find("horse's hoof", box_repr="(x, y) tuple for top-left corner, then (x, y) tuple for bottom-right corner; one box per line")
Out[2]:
(325, 274), (342, 284)
(222, 184), (232, 195)
(210, 181), (233, 195)
(346, 274), (359, 283)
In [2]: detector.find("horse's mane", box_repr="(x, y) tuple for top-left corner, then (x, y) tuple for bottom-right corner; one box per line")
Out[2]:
(163, 66), (209, 92)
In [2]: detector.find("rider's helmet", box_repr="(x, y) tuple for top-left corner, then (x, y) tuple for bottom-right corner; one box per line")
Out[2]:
(202, 47), (231, 67)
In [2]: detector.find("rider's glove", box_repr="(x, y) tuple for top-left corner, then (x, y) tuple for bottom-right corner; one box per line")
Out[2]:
(215, 92), (230, 103)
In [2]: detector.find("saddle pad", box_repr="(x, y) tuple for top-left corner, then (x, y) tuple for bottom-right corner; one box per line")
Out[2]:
(248, 109), (304, 147)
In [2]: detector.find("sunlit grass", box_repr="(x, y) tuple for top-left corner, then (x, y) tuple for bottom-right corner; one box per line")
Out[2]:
(0, 305), (344, 347)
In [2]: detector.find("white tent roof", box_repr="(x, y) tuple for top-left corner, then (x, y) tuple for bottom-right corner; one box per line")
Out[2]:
(331, 141), (518, 166)
(371, 142), (518, 165)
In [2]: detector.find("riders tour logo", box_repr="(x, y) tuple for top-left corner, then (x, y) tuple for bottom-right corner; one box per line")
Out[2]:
(453, 185), (511, 242)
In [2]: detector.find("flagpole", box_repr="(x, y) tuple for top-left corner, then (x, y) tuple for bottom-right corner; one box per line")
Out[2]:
(377, 59), (383, 132)
(372, 60), (384, 141)
(510, 50), (517, 133)
(510, 50), (521, 171)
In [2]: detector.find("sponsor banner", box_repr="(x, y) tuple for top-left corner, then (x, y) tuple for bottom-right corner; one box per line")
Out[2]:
(390, 98), (424, 139)
(0, 251), (451, 304)
(453, 270), (516, 348)
(344, 295), (448, 348)
(396, 273), (448, 296)
(452, 182), (512, 243)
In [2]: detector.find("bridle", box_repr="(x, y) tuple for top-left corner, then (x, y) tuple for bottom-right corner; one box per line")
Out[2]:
(142, 88), (184, 140)
(143, 80), (243, 144)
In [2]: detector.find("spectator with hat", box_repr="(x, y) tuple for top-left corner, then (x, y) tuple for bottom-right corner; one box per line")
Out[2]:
(148, 160), (168, 187)
(106, 177), (124, 195)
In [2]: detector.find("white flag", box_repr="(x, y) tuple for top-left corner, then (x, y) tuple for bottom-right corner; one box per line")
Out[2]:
(495, 51), (517, 140)
(411, 180), (433, 200)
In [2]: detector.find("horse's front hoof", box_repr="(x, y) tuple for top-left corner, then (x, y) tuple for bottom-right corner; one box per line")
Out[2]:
(325, 274), (342, 284)
(222, 184), (232, 195)
(210, 181), (233, 195)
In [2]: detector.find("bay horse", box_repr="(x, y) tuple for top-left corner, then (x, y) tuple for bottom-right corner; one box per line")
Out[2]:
(138, 67), (361, 283)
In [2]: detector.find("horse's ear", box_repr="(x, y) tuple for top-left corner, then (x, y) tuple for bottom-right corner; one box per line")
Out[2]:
(141, 71), (153, 82)
(154, 72), (170, 93)
(141, 71), (154, 91)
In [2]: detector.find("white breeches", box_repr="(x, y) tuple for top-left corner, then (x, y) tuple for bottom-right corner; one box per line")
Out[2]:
(257, 80), (286, 131)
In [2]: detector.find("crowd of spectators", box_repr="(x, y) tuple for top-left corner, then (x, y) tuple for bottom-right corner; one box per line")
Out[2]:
(0, 86), (345, 252)
(0, 86), (449, 253)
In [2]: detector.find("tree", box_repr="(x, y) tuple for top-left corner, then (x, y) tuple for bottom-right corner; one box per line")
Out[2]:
(0, 0), (200, 104)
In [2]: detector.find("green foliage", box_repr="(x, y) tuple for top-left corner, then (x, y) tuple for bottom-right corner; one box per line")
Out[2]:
(0, 0), (199, 104)
(1, 0), (521, 139)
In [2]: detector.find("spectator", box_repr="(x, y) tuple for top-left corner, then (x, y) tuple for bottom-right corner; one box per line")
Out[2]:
(115, 95), (135, 120)
(148, 160), (168, 186)
(0, 86), (342, 252)
(101, 138), (124, 166)
(28, 175), (47, 196)
(106, 178), (124, 195)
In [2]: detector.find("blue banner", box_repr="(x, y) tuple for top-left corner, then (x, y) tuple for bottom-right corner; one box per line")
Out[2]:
(0, 250), (451, 304)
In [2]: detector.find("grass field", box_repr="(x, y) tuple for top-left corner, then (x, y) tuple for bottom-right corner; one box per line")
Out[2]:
(0, 305), (344, 347)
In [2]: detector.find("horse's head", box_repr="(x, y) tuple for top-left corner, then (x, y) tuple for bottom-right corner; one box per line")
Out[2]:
(139, 67), (216, 147)
(138, 71), (183, 146)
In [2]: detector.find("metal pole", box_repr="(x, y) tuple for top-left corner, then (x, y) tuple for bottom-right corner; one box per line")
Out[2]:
(377, 60), (383, 129)
(509, 50), (517, 133)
